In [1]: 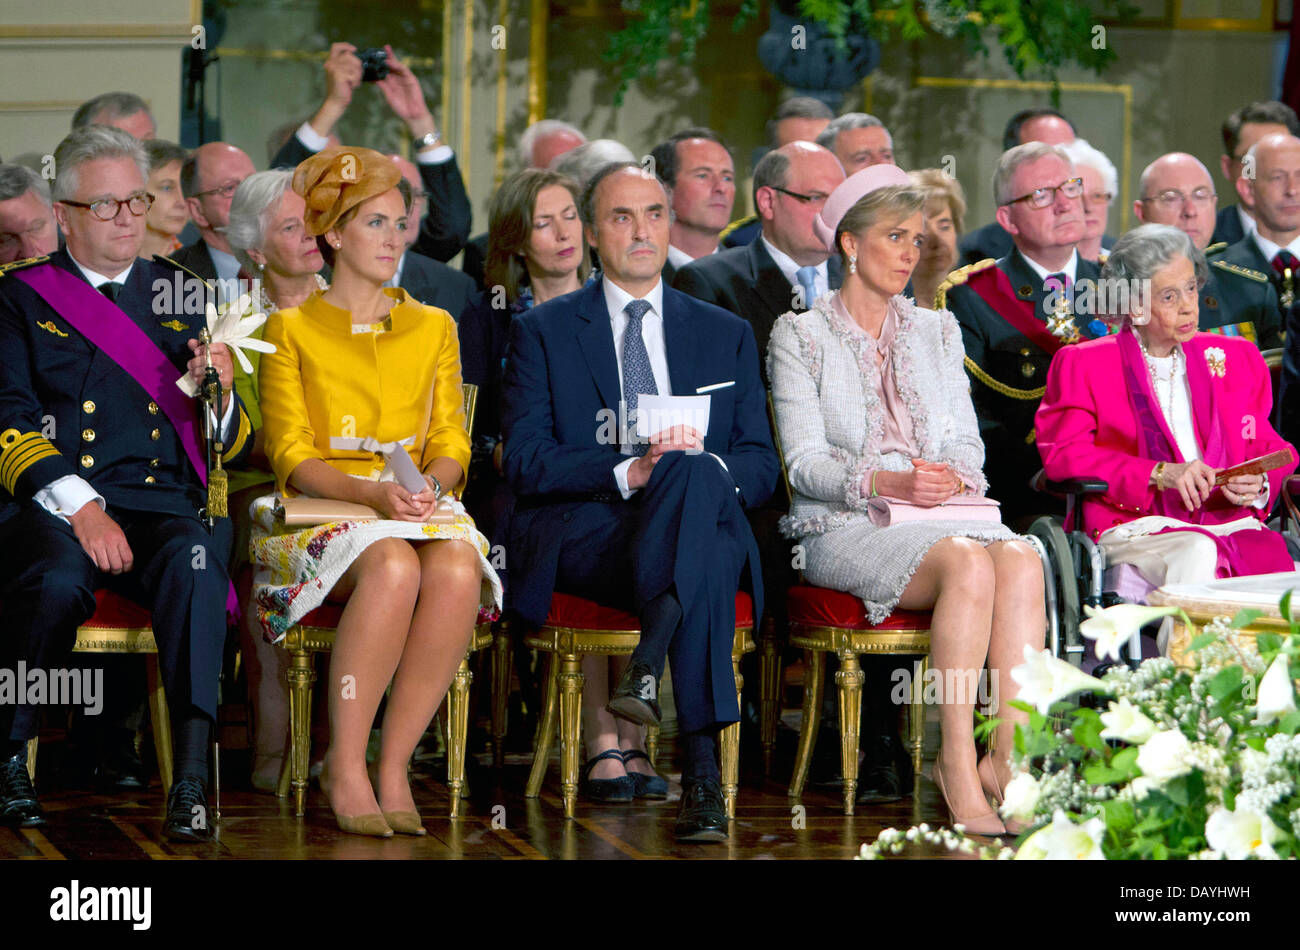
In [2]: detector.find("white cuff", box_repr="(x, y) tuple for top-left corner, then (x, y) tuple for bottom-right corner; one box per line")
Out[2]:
(1252, 481), (1271, 510)
(34, 474), (104, 523)
(614, 457), (637, 500)
(415, 144), (454, 165)
(296, 122), (331, 153)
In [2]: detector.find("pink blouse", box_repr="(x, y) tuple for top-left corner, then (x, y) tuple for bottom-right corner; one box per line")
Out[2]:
(831, 293), (919, 458)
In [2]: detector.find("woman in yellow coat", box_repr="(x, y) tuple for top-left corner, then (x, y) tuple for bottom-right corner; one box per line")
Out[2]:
(252, 146), (501, 837)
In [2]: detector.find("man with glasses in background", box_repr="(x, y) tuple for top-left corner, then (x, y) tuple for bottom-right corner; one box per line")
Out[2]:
(939, 142), (1102, 528)
(1212, 101), (1300, 247)
(172, 142), (256, 295)
(1134, 151), (1280, 348)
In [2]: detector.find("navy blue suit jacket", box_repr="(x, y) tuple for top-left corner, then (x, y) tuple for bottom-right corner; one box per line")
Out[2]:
(501, 277), (778, 621)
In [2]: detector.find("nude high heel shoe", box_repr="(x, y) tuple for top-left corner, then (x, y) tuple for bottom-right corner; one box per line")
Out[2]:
(978, 755), (1031, 835)
(382, 811), (427, 836)
(932, 761), (1006, 837)
(320, 764), (394, 838)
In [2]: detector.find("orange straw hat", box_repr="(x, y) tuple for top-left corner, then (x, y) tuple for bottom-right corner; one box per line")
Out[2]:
(292, 146), (402, 236)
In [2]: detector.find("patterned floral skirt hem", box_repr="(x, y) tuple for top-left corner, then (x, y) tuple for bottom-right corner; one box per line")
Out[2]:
(248, 494), (504, 643)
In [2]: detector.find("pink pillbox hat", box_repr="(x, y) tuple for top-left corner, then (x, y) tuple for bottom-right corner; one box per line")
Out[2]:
(812, 163), (912, 253)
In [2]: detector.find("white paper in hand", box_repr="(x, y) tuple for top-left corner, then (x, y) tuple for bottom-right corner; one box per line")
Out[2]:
(634, 394), (710, 441)
(383, 444), (430, 494)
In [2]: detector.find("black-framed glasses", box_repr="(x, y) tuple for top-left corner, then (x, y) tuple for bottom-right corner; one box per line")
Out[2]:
(1002, 177), (1084, 210)
(1139, 188), (1216, 209)
(59, 193), (154, 221)
(191, 179), (242, 200)
(772, 185), (830, 205)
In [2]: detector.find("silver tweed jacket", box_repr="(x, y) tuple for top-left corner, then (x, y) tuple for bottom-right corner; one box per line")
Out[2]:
(767, 291), (988, 539)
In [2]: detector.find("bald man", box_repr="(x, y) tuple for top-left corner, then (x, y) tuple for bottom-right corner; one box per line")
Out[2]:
(171, 142), (256, 287)
(384, 154), (476, 319)
(1212, 101), (1300, 246)
(1134, 152), (1280, 348)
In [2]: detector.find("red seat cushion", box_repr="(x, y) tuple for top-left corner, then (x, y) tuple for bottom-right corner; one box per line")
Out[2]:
(545, 591), (754, 630)
(300, 602), (346, 628)
(786, 584), (930, 631)
(80, 589), (152, 629)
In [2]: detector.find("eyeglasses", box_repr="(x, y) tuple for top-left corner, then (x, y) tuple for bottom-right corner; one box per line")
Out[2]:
(772, 186), (830, 205)
(1002, 177), (1084, 210)
(1083, 191), (1113, 206)
(1139, 188), (1217, 209)
(59, 193), (154, 221)
(191, 179), (242, 200)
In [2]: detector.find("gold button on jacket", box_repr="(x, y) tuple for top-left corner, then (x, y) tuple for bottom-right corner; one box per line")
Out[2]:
(80, 454), (94, 468)
(81, 428), (95, 442)
(147, 401), (159, 415)
(82, 400), (96, 414)
(260, 289), (470, 497)
(150, 429), (160, 441)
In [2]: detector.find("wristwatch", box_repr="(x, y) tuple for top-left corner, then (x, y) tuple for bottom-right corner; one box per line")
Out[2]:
(415, 130), (441, 150)
(428, 473), (443, 500)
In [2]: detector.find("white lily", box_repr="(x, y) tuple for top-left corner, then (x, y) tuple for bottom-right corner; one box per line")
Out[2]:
(1253, 654), (1297, 726)
(1009, 645), (1109, 715)
(176, 294), (276, 396)
(999, 771), (1041, 821)
(1079, 604), (1178, 663)
(1205, 806), (1281, 860)
(1135, 728), (1193, 784)
(1014, 810), (1106, 860)
(1099, 698), (1158, 745)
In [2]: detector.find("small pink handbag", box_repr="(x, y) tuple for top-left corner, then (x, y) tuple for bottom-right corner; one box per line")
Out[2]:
(865, 495), (1002, 528)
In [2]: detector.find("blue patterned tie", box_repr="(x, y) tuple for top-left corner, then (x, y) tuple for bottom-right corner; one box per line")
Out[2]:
(795, 265), (818, 311)
(623, 299), (657, 456)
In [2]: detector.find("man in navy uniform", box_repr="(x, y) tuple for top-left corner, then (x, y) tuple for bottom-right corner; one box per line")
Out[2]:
(1133, 152), (1280, 348)
(940, 142), (1102, 527)
(1211, 101), (1300, 248)
(502, 163), (778, 841)
(0, 126), (253, 840)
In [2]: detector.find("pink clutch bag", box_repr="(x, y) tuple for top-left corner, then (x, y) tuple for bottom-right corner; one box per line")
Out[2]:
(865, 495), (1002, 527)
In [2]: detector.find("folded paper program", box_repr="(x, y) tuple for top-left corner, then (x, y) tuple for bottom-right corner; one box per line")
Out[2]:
(635, 393), (711, 439)
(327, 434), (426, 492)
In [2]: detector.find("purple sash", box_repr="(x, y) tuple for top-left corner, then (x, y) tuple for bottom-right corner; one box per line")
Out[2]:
(13, 263), (208, 485)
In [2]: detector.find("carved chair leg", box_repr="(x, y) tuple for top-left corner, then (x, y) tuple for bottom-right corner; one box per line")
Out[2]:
(645, 721), (659, 767)
(759, 616), (782, 778)
(910, 655), (928, 781)
(147, 653), (173, 797)
(25, 738), (36, 783)
(524, 652), (557, 798)
(720, 637), (746, 818)
(286, 643), (316, 818)
(835, 649), (864, 815)
(557, 652), (584, 819)
(446, 653), (474, 818)
(789, 648), (825, 799)
(491, 621), (512, 768)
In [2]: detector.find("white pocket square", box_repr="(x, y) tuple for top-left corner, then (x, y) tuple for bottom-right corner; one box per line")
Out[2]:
(696, 381), (735, 393)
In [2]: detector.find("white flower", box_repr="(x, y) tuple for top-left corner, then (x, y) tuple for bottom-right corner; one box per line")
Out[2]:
(1010, 645), (1110, 715)
(1136, 729), (1193, 784)
(1014, 810), (1106, 860)
(1128, 776), (1158, 800)
(1205, 807), (1281, 860)
(999, 771), (1041, 821)
(176, 294), (276, 396)
(1079, 604), (1178, 663)
(1099, 698), (1158, 745)
(1253, 655), (1297, 726)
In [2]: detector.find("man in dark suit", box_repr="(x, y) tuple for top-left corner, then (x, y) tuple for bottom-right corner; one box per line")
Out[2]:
(674, 141), (845, 376)
(1134, 152), (1281, 348)
(270, 42), (470, 264)
(0, 127), (253, 840)
(957, 108), (1076, 267)
(501, 163), (778, 840)
(390, 162), (477, 319)
(942, 142), (1103, 527)
(1211, 101), (1300, 247)
(174, 142), (255, 288)
(0, 164), (59, 265)
(649, 128), (736, 281)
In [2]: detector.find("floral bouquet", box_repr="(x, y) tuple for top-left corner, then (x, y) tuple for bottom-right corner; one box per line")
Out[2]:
(175, 293), (275, 397)
(859, 598), (1300, 860)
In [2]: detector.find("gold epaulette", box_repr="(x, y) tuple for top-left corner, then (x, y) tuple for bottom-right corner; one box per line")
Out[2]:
(1204, 241), (1228, 257)
(718, 213), (757, 242)
(153, 254), (216, 292)
(963, 356), (1047, 400)
(1211, 259), (1270, 283)
(0, 255), (50, 276)
(935, 258), (996, 310)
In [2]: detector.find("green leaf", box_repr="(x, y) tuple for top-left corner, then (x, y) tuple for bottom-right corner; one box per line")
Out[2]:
(1101, 798), (1136, 834)
(1279, 710), (1300, 736)
(1257, 633), (1283, 656)
(1185, 632), (1218, 653)
(1230, 608), (1263, 629)
(1208, 665), (1244, 701)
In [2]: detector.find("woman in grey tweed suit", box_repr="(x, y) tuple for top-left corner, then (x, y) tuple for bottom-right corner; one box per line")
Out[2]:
(767, 165), (1045, 835)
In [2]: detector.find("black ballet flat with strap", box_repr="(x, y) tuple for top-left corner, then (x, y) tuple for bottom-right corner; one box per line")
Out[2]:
(621, 749), (668, 800)
(580, 749), (635, 803)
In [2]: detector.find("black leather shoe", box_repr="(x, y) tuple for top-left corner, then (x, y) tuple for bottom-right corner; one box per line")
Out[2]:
(606, 661), (661, 726)
(856, 733), (915, 804)
(674, 779), (728, 842)
(163, 776), (212, 843)
(96, 732), (147, 790)
(0, 750), (44, 827)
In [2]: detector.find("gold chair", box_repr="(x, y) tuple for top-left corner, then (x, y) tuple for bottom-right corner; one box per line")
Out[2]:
(766, 393), (933, 815)
(524, 591), (756, 819)
(278, 383), (494, 819)
(26, 589), (174, 793)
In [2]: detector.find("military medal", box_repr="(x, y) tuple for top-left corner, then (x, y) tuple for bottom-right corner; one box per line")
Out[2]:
(1283, 265), (1294, 308)
(1045, 292), (1081, 344)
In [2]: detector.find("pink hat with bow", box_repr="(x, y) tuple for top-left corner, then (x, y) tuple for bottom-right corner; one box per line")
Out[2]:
(812, 163), (912, 254)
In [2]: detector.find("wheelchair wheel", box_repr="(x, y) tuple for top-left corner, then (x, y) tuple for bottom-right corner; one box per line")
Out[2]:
(1026, 516), (1083, 667)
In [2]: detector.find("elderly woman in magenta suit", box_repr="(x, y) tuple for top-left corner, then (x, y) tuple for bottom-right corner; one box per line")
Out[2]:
(1036, 223), (1296, 609)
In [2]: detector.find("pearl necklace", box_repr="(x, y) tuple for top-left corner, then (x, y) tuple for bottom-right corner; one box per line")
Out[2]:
(1137, 334), (1182, 424)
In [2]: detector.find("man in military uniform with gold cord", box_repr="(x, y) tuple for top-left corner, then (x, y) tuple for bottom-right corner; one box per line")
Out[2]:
(939, 142), (1102, 527)
(1133, 151), (1281, 348)
(0, 127), (254, 840)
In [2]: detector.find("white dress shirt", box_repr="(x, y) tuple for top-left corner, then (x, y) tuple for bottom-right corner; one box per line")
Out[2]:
(666, 243), (718, 270)
(295, 122), (454, 166)
(761, 235), (829, 302)
(1251, 231), (1300, 264)
(32, 252), (236, 524)
(1238, 205), (1258, 239)
(1020, 248), (1079, 286)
